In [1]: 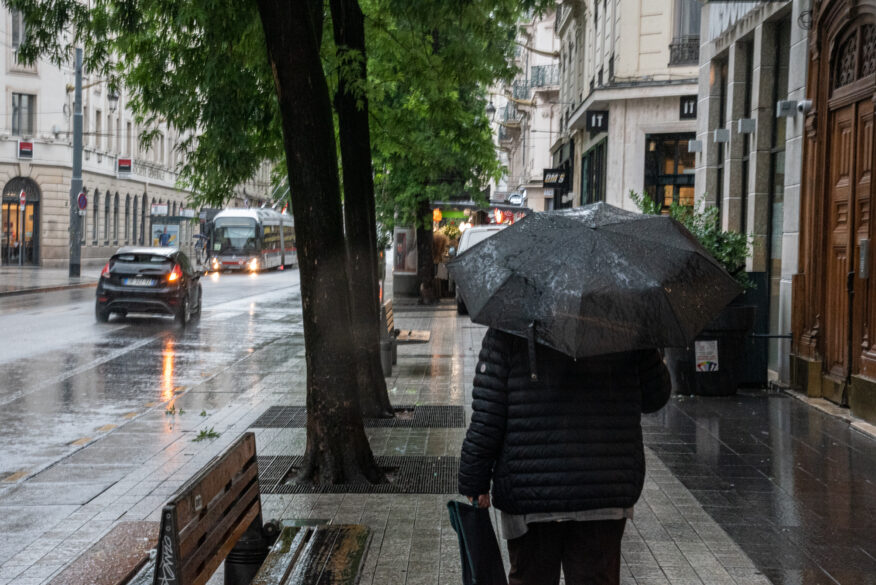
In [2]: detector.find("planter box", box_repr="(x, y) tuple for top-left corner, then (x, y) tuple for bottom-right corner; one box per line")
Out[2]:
(665, 305), (757, 396)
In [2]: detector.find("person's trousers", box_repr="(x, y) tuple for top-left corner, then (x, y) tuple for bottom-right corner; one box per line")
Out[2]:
(506, 519), (626, 585)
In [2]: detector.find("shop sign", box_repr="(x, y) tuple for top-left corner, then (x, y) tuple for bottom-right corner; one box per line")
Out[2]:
(17, 140), (33, 160)
(151, 203), (169, 216)
(543, 168), (568, 189)
(117, 157), (133, 175)
(585, 110), (608, 133)
(695, 339), (719, 372)
(680, 95), (697, 120)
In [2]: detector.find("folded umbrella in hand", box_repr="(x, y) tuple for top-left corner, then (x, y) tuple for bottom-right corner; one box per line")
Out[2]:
(447, 500), (508, 585)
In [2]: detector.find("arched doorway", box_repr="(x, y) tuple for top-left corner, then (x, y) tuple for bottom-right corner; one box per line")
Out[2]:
(1, 177), (40, 265)
(795, 1), (876, 418)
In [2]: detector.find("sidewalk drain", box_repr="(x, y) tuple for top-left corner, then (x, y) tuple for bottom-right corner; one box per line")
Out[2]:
(257, 456), (458, 494)
(250, 405), (464, 428)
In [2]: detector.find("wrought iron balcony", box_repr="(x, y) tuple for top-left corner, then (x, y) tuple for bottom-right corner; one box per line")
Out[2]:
(669, 35), (699, 66)
(530, 64), (559, 87)
(512, 81), (531, 100)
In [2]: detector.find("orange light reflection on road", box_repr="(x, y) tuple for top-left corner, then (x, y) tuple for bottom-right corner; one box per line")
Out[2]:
(161, 338), (175, 405)
(210, 271), (220, 282)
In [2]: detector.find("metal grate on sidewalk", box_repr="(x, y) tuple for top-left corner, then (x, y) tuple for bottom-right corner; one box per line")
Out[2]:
(257, 455), (459, 494)
(250, 405), (464, 428)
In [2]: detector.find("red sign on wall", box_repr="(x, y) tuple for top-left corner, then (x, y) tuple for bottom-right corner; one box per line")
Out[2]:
(18, 140), (33, 159)
(117, 157), (133, 175)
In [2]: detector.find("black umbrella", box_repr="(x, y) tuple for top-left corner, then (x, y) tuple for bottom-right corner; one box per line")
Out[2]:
(447, 202), (741, 360)
(447, 500), (508, 585)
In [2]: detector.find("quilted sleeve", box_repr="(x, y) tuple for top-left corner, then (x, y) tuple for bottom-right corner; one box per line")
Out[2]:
(639, 349), (672, 414)
(458, 328), (511, 497)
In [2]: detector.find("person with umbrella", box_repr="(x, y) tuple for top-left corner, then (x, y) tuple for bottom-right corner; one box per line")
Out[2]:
(452, 203), (741, 585)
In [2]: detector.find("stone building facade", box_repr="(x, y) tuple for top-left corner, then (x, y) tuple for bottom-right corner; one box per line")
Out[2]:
(694, 1), (809, 386)
(0, 7), (271, 268)
(554, 0), (700, 211)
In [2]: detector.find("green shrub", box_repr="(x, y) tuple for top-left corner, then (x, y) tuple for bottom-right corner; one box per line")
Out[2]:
(629, 190), (754, 291)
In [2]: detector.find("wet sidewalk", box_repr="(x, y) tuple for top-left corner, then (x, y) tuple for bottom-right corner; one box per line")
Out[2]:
(0, 296), (874, 584)
(0, 267), (102, 297)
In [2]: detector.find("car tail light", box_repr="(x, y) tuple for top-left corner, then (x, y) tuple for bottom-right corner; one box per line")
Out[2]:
(100, 263), (110, 279)
(167, 264), (183, 283)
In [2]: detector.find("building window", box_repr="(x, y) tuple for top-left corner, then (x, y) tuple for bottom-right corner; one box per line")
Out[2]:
(11, 93), (35, 137)
(95, 110), (102, 150)
(113, 192), (119, 243)
(93, 190), (100, 244)
(104, 193), (110, 244)
(107, 114), (113, 152)
(581, 140), (607, 205)
(126, 121), (132, 155)
(125, 194), (131, 243)
(11, 10), (26, 50)
(669, 0), (701, 66)
(644, 133), (696, 210)
(132, 195), (138, 244)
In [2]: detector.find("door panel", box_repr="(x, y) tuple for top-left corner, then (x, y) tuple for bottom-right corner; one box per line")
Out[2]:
(857, 101), (876, 378)
(825, 104), (855, 379)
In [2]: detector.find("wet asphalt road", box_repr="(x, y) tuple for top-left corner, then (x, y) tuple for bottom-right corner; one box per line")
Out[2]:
(0, 269), (302, 485)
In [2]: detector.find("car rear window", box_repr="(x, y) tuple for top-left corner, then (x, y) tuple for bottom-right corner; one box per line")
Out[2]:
(112, 254), (173, 265)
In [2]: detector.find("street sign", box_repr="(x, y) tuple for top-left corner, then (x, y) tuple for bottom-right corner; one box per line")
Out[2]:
(19, 190), (26, 207)
(77, 192), (87, 211)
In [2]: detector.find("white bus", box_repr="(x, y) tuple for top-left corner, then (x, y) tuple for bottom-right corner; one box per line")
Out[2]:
(208, 208), (295, 272)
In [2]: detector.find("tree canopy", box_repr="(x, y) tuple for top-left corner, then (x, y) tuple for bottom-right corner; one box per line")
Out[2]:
(8, 0), (532, 216)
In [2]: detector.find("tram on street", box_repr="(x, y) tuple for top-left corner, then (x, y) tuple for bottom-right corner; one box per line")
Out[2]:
(208, 208), (295, 272)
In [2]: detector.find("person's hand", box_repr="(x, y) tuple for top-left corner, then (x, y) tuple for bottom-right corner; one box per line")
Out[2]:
(467, 494), (491, 508)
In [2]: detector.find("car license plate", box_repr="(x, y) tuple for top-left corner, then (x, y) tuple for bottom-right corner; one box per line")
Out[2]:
(123, 277), (156, 287)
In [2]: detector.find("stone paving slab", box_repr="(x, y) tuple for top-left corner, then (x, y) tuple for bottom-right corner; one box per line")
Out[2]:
(0, 297), (867, 584)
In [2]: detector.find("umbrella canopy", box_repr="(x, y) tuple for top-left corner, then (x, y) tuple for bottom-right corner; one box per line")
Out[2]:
(447, 202), (742, 359)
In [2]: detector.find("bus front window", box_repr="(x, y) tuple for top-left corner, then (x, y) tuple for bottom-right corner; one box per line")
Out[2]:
(213, 220), (257, 254)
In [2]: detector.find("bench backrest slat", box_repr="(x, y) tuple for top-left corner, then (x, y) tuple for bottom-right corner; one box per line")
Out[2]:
(382, 299), (394, 336)
(153, 432), (261, 585)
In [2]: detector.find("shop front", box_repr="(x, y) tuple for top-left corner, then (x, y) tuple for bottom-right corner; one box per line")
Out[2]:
(1, 177), (40, 266)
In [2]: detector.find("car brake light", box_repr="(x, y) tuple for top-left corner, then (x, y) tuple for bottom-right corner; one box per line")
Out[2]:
(100, 262), (110, 278)
(168, 264), (183, 282)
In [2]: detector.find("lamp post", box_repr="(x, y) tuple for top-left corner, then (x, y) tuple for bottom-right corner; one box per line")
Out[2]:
(68, 47), (119, 277)
(68, 48), (83, 277)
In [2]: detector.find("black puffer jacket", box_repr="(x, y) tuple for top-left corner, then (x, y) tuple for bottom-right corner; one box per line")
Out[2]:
(459, 328), (671, 515)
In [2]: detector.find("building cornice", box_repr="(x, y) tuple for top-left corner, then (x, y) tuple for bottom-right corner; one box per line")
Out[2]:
(568, 80), (699, 130)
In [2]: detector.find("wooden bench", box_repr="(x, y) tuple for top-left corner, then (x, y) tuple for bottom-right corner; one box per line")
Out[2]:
(382, 299), (431, 345)
(47, 521), (160, 585)
(53, 432), (370, 585)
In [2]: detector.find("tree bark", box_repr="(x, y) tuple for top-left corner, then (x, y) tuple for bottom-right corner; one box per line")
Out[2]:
(330, 0), (393, 418)
(255, 0), (382, 484)
(416, 198), (437, 304)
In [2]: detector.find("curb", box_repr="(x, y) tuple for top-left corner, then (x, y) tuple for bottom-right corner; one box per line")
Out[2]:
(779, 385), (876, 441)
(0, 281), (98, 297)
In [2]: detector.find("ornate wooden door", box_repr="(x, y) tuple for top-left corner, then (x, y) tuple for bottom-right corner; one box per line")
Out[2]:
(825, 104), (856, 380)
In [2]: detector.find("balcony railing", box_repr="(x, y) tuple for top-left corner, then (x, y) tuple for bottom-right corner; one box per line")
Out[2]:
(669, 35), (699, 66)
(512, 81), (531, 100)
(530, 64), (559, 87)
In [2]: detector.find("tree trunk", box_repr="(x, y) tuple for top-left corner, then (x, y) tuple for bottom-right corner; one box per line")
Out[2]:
(416, 198), (437, 304)
(256, 0), (382, 484)
(331, 0), (393, 418)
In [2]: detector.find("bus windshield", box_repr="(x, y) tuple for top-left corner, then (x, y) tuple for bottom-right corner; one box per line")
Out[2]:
(213, 219), (258, 254)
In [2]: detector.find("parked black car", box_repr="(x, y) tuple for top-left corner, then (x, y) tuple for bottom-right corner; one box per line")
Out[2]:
(95, 247), (202, 326)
